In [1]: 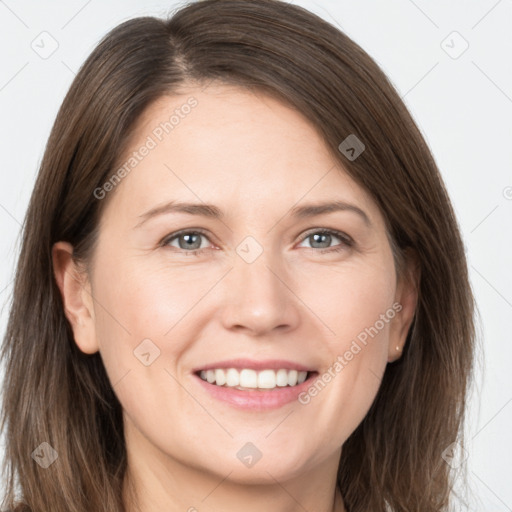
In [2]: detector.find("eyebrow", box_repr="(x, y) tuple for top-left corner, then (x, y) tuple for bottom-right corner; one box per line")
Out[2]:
(134, 199), (371, 228)
(289, 201), (371, 226)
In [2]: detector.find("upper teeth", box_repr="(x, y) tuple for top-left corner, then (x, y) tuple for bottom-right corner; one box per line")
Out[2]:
(199, 368), (308, 389)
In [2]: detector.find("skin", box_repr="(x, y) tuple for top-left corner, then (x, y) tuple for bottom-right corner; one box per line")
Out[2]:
(53, 84), (418, 512)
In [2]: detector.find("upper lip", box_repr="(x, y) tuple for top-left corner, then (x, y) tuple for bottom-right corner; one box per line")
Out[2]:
(192, 359), (314, 373)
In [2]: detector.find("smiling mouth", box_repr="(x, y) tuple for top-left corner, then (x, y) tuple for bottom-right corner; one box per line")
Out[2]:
(195, 368), (317, 391)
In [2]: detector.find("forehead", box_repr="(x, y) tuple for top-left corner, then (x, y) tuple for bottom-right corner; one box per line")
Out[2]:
(100, 84), (381, 229)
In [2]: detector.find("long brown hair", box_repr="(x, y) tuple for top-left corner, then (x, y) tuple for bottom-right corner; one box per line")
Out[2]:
(0, 0), (476, 510)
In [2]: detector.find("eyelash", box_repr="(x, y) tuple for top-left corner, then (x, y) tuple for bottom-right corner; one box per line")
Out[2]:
(160, 228), (354, 257)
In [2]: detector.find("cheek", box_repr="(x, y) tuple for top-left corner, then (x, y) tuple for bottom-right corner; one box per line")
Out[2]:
(295, 262), (396, 440)
(300, 259), (397, 351)
(88, 252), (232, 395)
(89, 257), (201, 430)
(91, 252), (195, 340)
(87, 252), (192, 391)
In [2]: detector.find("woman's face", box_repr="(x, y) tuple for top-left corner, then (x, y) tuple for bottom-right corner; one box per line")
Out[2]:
(59, 84), (416, 486)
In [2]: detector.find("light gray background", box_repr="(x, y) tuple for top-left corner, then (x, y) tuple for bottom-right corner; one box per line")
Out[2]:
(0, 1), (511, 510)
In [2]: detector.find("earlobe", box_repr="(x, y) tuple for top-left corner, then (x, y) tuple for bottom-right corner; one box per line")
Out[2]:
(388, 249), (420, 362)
(52, 241), (99, 354)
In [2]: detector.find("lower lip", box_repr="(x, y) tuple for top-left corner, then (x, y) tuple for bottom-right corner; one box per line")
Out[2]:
(193, 372), (318, 411)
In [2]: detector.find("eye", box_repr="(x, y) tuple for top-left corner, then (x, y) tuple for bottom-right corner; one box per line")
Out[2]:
(297, 229), (353, 253)
(161, 229), (213, 256)
(161, 228), (353, 256)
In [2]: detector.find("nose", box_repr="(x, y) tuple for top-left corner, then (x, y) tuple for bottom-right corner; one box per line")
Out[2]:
(220, 248), (301, 337)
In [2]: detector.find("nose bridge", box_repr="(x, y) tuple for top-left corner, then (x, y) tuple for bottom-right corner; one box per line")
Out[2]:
(220, 235), (299, 334)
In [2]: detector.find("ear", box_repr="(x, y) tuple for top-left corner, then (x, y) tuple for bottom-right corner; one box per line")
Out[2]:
(388, 248), (420, 362)
(52, 241), (99, 354)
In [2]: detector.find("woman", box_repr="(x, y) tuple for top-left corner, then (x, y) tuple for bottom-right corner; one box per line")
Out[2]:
(0, 0), (475, 510)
